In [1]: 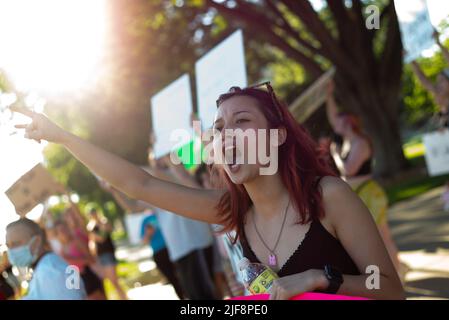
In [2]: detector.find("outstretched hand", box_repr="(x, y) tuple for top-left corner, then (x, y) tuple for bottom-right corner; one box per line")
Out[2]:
(10, 105), (66, 144)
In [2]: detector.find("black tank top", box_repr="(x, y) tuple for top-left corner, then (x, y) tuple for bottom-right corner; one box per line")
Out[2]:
(93, 225), (115, 256)
(341, 153), (372, 177)
(241, 220), (360, 278)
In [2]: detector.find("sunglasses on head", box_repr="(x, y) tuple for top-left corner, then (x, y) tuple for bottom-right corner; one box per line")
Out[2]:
(216, 81), (284, 121)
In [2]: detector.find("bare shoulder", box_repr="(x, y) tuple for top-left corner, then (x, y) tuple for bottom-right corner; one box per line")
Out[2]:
(319, 176), (353, 198)
(319, 175), (374, 224)
(318, 176), (371, 233)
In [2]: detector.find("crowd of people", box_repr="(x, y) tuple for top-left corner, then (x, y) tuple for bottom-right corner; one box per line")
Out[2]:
(1, 195), (128, 300)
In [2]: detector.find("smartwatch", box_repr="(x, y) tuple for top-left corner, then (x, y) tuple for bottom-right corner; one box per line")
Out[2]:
(323, 265), (344, 294)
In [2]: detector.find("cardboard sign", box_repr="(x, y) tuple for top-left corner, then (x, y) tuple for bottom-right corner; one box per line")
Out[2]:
(395, 0), (435, 63)
(423, 130), (449, 176)
(150, 74), (194, 158)
(4, 163), (64, 216)
(289, 67), (335, 123)
(196, 30), (248, 129)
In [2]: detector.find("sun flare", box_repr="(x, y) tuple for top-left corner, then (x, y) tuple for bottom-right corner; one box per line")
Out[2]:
(0, 0), (106, 94)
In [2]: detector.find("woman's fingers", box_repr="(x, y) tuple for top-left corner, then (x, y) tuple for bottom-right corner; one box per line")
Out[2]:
(14, 124), (29, 129)
(24, 127), (42, 143)
(269, 283), (278, 300)
(9, 105), (36, 119)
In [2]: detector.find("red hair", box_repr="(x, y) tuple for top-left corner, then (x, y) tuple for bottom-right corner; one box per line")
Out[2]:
(338, 113), (373, 150)
(215, 87), (336, 243)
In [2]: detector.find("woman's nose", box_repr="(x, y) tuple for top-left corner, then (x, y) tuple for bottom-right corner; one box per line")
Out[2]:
(222, 129), (236, 148)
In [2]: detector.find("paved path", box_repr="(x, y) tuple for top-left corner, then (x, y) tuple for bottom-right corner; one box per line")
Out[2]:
(389, 186), (449, 299)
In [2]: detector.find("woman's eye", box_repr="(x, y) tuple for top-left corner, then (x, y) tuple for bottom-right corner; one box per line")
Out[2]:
(236, 119), (249, 124)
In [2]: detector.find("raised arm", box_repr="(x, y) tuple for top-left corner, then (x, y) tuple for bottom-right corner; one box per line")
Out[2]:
(163, 155), (202, 188)
(12, 107), (224, 224)
(411, 61), (437, 95)
(102, 181), (151, 213)
(434, 31), (449, 65)
(334, 139), (371, 177)
(325, 80), (340, 131)
(322, 177), (403, 299)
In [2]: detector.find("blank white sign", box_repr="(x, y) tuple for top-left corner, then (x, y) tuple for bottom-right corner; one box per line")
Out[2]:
(151, 74), (193, 158)
(423, 130), (449, 176)
(395, 0), (435, 63)
(195, 30), (247, 129)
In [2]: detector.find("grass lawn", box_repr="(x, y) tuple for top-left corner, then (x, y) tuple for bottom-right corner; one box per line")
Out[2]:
(103, 260), (165, 300)
(385, 140), (449, 205)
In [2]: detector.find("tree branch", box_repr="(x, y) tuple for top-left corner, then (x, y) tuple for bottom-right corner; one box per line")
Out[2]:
(280, 0), (357, 78)
(265, 0), (324, 56)
(205, 0), (324, 77)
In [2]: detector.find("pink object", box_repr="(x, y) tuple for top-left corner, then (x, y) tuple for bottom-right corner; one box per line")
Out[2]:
(268, 254), (277, 267)
(228, 292), (369, 300)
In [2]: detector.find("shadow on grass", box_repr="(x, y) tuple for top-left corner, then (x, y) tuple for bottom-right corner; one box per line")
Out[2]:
(405, 277), (449, 299)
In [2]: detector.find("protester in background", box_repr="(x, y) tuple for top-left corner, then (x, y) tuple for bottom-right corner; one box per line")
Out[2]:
(13, 83), (404, 300)
(326, 81), (403, 278)
(194, 163), (235, 298)
(87, 208), (127, 300)
(5, 218), (87, 300)
(411, 30), (449, 130)
(143, 157), (218, 300)
(0, 250), (17, 300)
(55, 220), (106, 299)
(40, 207), (63, 255)
(100, 179), (185, 299)
(63, 198), (90, 247)
(140, 212), (185, 299)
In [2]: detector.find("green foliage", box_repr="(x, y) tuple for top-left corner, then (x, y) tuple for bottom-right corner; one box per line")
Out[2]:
(401, 38), (449, 127)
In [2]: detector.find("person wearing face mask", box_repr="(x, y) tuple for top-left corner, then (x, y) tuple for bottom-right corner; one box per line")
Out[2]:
(5, 218), (87, 300)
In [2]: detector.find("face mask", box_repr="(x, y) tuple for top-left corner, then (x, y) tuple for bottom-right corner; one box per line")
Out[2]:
(7, 237), (38, 268)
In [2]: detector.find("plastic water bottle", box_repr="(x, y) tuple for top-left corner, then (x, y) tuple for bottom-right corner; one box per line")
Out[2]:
(238, 258), (279, 295)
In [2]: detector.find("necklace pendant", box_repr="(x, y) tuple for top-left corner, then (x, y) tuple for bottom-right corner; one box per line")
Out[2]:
(268, 254), (277, 267)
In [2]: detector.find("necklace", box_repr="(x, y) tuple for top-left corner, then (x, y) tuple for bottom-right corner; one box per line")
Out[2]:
(252, 199), (290, 268)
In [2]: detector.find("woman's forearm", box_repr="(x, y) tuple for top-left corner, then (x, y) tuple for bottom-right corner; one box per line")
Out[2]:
(337, 274), (405, 300)
(61, 131), (150, 200)
(411, 61), (437, 95)
(436, 39), (449, 64)
(13, 108), (224, 224)
(326, 95), (339, 130)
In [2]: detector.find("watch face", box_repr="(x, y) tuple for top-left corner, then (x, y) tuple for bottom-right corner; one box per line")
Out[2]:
(326, 265), (343, 282)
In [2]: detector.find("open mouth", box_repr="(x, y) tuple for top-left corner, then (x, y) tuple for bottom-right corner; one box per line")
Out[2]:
(224, 145), (242, 173)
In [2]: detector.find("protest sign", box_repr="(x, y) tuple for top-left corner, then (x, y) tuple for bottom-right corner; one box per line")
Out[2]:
(5, 163), (64, 216)
(423, 130), (449, 176)
(395, 0), (435, 63)
(150, 74), (193, 158)
(196, 30), (247, 129)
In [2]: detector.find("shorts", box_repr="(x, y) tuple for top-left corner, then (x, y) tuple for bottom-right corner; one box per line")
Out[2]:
(81, 266), (104, 295)
(98, 252), (118, 266)
(353, 179), (388, 226)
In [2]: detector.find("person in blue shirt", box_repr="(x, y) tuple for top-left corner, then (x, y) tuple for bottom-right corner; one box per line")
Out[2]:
(140, 212), (184, 299)
(5, 218), (87, 300)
